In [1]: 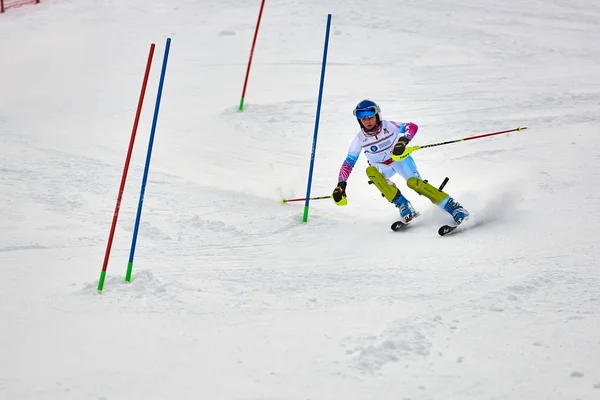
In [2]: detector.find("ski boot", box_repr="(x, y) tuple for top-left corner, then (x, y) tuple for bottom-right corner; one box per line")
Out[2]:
(392, 191), (418, 223)
(443, 197), (469, 225)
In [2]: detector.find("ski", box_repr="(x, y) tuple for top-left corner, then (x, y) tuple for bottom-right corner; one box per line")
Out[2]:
(438, 217), (471, 236)
(390, 212), (420, 231)
(438, 224), (459, 236)
(391, 220), (409, 231)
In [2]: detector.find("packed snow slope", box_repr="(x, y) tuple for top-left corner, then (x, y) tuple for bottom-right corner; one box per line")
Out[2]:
(1, 0), (599, 399)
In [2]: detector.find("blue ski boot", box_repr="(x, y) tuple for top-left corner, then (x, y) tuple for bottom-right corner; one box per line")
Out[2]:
(392, 191), (418, 223)
(443, 197), (469, 225)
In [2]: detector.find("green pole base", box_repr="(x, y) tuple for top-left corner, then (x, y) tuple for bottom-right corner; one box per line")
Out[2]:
(125, 261), (133, 283)
(97, 270), (107, 292)
(302, 205), (309, 223)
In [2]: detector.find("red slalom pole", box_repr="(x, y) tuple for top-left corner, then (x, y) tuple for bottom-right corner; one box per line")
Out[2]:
(98, 43), (155, 293)
(238, 0), (266, 111)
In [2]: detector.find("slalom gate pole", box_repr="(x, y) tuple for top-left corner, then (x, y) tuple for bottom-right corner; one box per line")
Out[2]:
(125, 38), (172, 283)
(238, 0), (266, 111)
(303, 14), (332, 223)
(282, 195), (331, 203)
(392, 127), (527, 161)
(98, 43), (155, 293)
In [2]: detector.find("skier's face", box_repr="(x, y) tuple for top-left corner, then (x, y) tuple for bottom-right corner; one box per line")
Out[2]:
(361, 115), (377, 130)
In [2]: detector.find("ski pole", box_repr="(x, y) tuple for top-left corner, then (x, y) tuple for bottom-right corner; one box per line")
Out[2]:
(391, 126), (527, 161)
(282, 195), (332, 204)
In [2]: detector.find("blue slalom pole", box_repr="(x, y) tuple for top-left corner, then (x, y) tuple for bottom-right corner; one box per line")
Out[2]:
(126, 38), (172, 282)
(303, 14), (331, 223)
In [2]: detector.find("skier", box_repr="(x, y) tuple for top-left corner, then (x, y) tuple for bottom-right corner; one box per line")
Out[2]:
(331, 99), (469, 225)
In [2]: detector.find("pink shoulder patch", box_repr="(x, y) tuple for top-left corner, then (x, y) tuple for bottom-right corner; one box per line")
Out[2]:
(404, 122), (418, 140)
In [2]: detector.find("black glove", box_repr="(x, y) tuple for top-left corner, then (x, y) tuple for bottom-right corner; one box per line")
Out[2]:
(332, 181), (347, 203)
(392, 136), (410, 156)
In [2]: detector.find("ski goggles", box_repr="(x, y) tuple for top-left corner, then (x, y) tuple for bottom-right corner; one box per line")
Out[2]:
(353, 106), (378, 120)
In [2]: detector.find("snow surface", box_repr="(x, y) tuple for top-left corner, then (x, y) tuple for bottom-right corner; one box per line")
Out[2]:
(1, 0), (599, 399)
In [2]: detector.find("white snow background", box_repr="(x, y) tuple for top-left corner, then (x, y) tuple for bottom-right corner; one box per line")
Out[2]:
(1, 0), (599, 399)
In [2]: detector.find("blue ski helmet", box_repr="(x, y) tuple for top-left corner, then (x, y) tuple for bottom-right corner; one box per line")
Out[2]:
(353, 99), (382, 130)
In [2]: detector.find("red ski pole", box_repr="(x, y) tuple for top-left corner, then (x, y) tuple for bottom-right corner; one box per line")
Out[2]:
(282, 195), (332, 204)
(391, 126), (528, 161)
